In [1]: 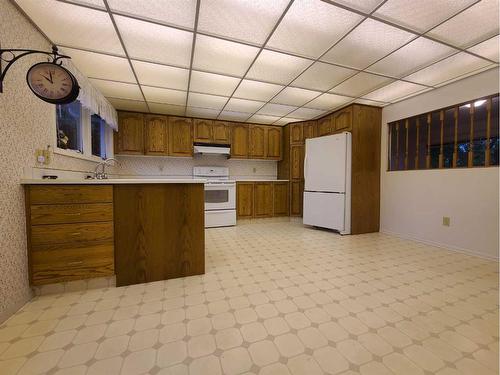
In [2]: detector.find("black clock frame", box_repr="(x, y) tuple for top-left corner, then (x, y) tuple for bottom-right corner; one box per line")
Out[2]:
(26, 62), (80, 104)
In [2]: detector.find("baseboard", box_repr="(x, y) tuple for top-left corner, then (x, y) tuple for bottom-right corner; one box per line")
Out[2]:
(0, 294), (32, 325)
(380, 228), (499, 261)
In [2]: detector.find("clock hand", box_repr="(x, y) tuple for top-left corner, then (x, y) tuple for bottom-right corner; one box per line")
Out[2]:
(48, 71), (54, 84)
(41, 74), (52, 83)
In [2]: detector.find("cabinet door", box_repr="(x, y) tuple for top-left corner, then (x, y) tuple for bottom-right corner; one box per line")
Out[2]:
(254, 183), (273, 217)
(290, 180), (304, 217)
(169, 117), (193, 157)
(303, 121), (317, 140)
(290, 145), (304, 180)
(231, 123), (249, 158)
(117, 112), (144, 154)
(267, 127), (282, 160)
(236, 182), (254, 218)
(333, 107), (352, 132)
(317, 116), (333, 137)
(249, 125), (266, 159)
(144, 115), (168, 155)
(273, 182), (289, 216)
(212, 121), (231, 144)
(290, 123), (303, 144)
(193, 119), (213, 143)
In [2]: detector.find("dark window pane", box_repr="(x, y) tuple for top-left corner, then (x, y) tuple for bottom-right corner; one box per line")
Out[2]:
(417, 115), (428, 169)
(490, 96), (499, 166)
(407, 118), (417, 170)
(429, 111), (441, 168)
(397, 122), (406, 170)
(56, 101), (82, 151)
(389, 122), (398, 170)
(457, 104), (470, 167)
(443, 108), (455, 168)
(472, 99), (488, 166)
(91, 114), (106, 158)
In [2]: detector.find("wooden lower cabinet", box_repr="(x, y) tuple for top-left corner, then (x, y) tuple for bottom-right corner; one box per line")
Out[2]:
(254, 183), (273, 217)
(273, 182), (289, 216)
(290, 180), (304, 217)
(236, 181), (289, 218)
(236, 182), (254, 218)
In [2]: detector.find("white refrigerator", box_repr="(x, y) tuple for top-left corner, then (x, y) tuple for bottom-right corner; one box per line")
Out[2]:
(303, 132), (351, 234)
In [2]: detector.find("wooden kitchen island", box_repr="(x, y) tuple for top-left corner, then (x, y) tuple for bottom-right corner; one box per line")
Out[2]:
(22, 179), (205, 287)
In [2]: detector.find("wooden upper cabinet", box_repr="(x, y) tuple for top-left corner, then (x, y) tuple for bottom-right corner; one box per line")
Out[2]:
(317, 116), (333, 137)
(168, 117), (193, 157)
(290, 123), (303, 144)
(273, 182), (289, 216)
(236, 182), (254, 218)
(253, 182), (273, 217)
(212, 121), (231, 144)
(290, 145), (304, 180)
(116, 112), (144, 154)
(303, 121), (317, 140)
(231, 123), (249, 158)
(144, 115), (168, 155)
(333, 107), (352, 132)
(267, 127), (282, 160)
(193, 119), (213, 143)
(249, 125), (266, 159)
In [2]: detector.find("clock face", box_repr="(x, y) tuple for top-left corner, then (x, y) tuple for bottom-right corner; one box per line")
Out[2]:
(26, 63), (79, 104)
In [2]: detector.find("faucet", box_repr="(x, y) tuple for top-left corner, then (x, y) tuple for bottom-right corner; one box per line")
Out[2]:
(94, 158), (118, 179)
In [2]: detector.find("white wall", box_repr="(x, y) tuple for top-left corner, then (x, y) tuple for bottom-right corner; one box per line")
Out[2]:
(381, 68), (499, 260)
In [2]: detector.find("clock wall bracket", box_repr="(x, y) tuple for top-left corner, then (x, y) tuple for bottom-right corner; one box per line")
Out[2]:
(0, 44), (71, 93)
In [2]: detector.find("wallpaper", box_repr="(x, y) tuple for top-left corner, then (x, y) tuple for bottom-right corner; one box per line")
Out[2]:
(0, 0), (98, 323)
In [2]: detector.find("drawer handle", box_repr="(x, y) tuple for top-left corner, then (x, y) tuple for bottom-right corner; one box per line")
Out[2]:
(65, 213), (82, 216)
(67, 261), (84, 266)
(70, 232), (81, 236)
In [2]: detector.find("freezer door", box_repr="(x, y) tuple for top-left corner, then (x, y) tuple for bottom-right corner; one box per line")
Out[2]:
(303, 191), (345, 231)
(304, 133), (348, 193)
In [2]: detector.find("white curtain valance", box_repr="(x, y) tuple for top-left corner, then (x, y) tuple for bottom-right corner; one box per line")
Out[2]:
(63, 58), (118, 131)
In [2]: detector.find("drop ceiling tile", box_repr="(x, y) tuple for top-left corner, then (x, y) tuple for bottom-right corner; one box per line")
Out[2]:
(247, 114), (281, 124)
(132, 61), (189, 90)
(247, 50), (311, 84)
(15, 0), (123, 55)
(187, 93), (228, 110)
(69, 0), (105, 8)
(373, 0), (476, 33)
(274, 117), (303, 125)
(107, 98), (148, 112)
(321, 18), (415, 69)
(354, 98), (388, 106)
(233, 80), (285, 101)
(404, 52), (494, 87)
(115, 16), (193, 67)
(198, 0), (289, 44)
(218, 110), (251, 121)
(192, 35), (260, 77)
(142, 86), (187, 105)
(271, 87), (320, 106)
(61, 48), (135, 83)
(258, 103), (297, 117)
(291, 62), (356, 91)
(305, 93), (352, 110)
(288, 107), (326, 120)
(330, 0), (386, 13)
(224, 98), (265, 113)
(467, 35), (500, 63)
(189, 71), (240, 96)
(267, 0), (362, 58)
(148, 103), (186, 116)
(330, 72), (393, 97)
(107, 0), (196, 29)
(186, 107), (221, 119)
(367, 37), (457, 77)
(427, 0), (500, 48)
(362, 81), (428, 102)
(90, 79), (143, 100)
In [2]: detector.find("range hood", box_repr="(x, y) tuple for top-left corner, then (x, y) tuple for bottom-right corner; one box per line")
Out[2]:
(193, 143), (231, 157)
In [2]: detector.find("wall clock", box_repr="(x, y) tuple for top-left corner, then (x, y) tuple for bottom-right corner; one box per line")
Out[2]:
(26, 62), (79, 104)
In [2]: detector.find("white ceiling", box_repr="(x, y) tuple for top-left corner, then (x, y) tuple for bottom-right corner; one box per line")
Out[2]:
(14, 0), (499, 125)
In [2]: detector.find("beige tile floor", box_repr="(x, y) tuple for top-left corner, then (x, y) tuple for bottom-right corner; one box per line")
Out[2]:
(0, 221), (498, 375)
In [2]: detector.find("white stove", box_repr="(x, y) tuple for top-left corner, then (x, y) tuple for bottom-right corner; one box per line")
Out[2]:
(193, 167), (236, 228)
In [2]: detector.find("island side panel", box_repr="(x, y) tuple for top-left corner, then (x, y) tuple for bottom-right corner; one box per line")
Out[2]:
(113, 184), (205, 287)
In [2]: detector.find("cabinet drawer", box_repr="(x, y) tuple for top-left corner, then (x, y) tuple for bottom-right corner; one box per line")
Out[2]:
(29, 185), (113, 205)
(31, 222), (113, 248)
(31, 244), (114, 285)
(30, 203), (113, 225)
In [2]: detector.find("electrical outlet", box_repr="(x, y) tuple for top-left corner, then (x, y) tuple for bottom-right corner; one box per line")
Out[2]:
(442, 216), (450, 226)
(253, 167), (257, 173)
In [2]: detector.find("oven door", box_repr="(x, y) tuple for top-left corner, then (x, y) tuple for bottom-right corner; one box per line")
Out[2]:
(204, 183), (236, 210)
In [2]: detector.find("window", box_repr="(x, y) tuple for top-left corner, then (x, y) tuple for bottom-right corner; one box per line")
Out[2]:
(56, 100), (82, 152)
(388, 94), (499, 171)
(91, 114), (106, 158)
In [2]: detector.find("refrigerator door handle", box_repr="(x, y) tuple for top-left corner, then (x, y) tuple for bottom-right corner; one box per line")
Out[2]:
(304, 153), (308, 181)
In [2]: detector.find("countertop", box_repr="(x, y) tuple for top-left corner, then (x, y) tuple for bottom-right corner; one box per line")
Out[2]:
(20, 178), (207, 185)
(234, 179), (290, 182)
